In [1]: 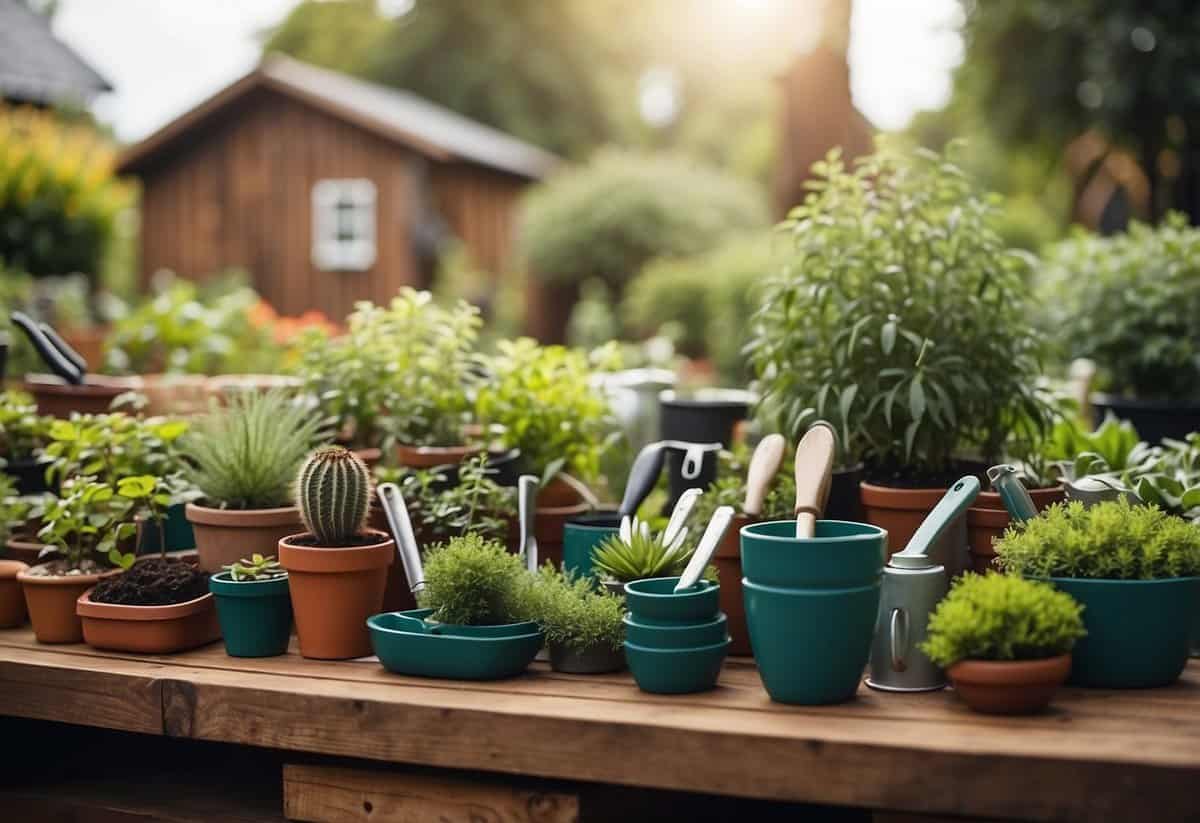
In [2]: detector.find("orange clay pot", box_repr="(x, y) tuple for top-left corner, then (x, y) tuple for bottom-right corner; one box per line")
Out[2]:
(76, 591), (220, 653)
(279, 529), (394, 659)
(714, 513), (754, 656)
(24, 374), (142, 418)
(947, 654), (1072, 715)
(18, 567), (115, 644)
(860, 482), (972, 577)
(966, 487), (1065, 573)
(395, 443), (481, 468)
(0, 560), (29, 628)
(186, 504), (302, 573)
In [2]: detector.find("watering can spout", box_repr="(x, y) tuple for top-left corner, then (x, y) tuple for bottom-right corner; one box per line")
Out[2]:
(987, 464), (1039, 524)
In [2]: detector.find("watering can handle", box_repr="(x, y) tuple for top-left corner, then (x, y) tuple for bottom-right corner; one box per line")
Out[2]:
(889, 608), (909, 672)
(894, 476), (981, 564)
(987, 465), (1038, 523)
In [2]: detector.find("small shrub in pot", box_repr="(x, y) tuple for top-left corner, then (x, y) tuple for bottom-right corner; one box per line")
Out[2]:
(418, 533), (528, 627)
(521, 565), (625, 673)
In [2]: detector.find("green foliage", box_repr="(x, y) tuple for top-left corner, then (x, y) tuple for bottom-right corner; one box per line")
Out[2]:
(377, 454), (515, 546)
(1041, 414), (1155, 480)
(921, 573), (1085, 668)
(520, 565), (625, 652)
(749, 142), (1053, 476)
(476, 338), (615, 482)
(418, 533), (528, 626)
(591, 524), (699, 584)
(1126, 434), (1200, 523)
(34, 477), (146, 571)
(0, 474), (31, 550)
(0, 389), (50, 462)
(519, 151), (768, 287)
(180, 390), (327, 510)
(295, 446), (373, 546)
(1041, 216), (1200, 400)
(224, 553), (286, 582)
(996, 500), (1200, 580)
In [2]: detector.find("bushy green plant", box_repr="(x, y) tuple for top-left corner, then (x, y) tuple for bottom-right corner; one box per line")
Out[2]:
(1133, 434), (1200, 522)
(0, 474), (30, 551)
(224, 553), (286, 582)
(748, 142), (1053, 477)
(921, 573), (1085, 668)
(295, 446), (373, 545)
(377, 454), (515, 545)
(996, 500), (1200, 580)
(590, 522), (715, 584)
(1041, 214), (1200, 400)
(0, 389), (49, 463)
(180, 390), (327, 509)
(1041, 414), (1156, 481)
(34, 476), (157, 571)
(418, 533), (528, 625)
(520, 565), (624, 652)
(519, 150), (768, 287)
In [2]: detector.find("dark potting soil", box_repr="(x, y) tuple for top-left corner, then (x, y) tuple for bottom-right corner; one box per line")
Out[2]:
(285, 533), (384, 549)
(90, 558), (209, 606)
(864, 459), (989, 489)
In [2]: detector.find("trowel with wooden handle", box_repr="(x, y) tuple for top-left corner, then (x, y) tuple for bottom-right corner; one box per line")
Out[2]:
(743, 434), (786, 517)
(793, 422), (836, 539)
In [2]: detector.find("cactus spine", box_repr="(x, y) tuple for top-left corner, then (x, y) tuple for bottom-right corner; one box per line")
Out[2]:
(296, 446), (373, 545)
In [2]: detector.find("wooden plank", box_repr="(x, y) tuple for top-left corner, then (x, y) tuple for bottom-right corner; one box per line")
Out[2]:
(2, 785), (285, 823)
(283, 764), (579, 823)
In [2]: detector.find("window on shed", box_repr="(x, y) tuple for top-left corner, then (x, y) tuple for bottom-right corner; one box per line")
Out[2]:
(312, 179), (376, 271)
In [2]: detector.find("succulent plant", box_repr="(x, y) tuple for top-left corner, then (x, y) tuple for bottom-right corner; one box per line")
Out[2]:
(295, 446), (372, 546)
(224, 553), (286, 582)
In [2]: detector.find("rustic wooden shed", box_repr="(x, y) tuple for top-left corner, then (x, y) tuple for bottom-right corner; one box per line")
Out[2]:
(117, 55), (558, 320)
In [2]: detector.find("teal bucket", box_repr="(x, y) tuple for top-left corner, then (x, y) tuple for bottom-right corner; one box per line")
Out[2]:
(625, 638), (731, 694)
(739, 520), (887, 588)
(1045, 576), (1200, 688)
(562, 515), (618, 579)
(138, 503), (197, 554)
(209, 572), (292, 658)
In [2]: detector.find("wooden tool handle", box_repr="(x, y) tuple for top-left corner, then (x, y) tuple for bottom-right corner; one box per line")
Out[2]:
(793, 423), (836, 539)
(743, 434), (786, 516)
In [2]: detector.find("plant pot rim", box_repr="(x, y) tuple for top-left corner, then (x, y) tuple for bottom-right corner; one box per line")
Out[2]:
(743, 578), (880, 597)
(624, 576), (718, 600)
(185, 503), (300, 527)
(0, 559), (29, 578)
(625, 637), (731, 655)
(1036, 574), (1200, 586)
(740, 518), (886, 545)
(1091, 392), (1200, 412)
(209, 571), (290, 594)
(658, 388), (757, 408)
(17, 566), (115, 585)
(278, 530), (395, 573)
(24, 373), (142, 395)
(970, 486), (1065, 515)
(623, 612), (727, 632)
(76, 590), (214, 620)
(948, 653), (1072, 685)
(396, 442), (479, 455)
(860, 480), (954, 501)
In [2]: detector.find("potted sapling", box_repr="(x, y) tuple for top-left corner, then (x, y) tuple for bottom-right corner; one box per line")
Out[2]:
(922, 573), (1085, 714)
(209, 553), (293, 658)
(522, 565), (626, 673)
(279, 446), (394, 659)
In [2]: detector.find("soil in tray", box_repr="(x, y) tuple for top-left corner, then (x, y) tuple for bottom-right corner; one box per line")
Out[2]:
(90, 558), (208, 605)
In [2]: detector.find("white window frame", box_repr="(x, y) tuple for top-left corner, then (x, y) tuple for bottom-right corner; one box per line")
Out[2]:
(312, 178), (377, 271)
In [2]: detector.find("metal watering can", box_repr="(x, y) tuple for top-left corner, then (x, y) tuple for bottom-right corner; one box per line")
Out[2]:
(1063, 475), (1142, 507)
(866, 476), (981, 692)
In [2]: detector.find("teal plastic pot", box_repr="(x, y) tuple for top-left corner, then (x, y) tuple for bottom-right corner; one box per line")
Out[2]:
(624, 577), (720, 625)
(1044, 576), (1200, 688)
(137, 504), (197, 554)
(562, 516), (618, 579)
(744, 579), (880, 705)
(368, 609), (544, 680)
(625, 638), (731, 694)
(740, 520), (886, 589)
(623, 612), (728, 649)
(209, 572), (292, 658)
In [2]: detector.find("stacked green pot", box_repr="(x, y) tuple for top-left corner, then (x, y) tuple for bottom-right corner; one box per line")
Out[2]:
(623, 577), (730, 694)
(740, 520), (887, 704)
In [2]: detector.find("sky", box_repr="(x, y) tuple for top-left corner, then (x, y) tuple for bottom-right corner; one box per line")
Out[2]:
(52, 0), (965, 143)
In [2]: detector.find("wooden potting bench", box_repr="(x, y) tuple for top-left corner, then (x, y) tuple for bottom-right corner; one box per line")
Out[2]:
(0, 627), (1195, 822)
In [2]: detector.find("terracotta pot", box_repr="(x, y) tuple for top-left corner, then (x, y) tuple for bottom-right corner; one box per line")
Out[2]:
(138, 373), (213, 417)
(61, 327), (107, 369)
(186, 504), (302, 573)
(947, 654), (1072, 715)
(714, 512), (754, 655)
(966, 486), (1065, 573)
(279, 530), (394, 659)
(537, 474), (593, 509)
(860, 482), (969, 577)
(76, 591), (221, 653)
(532, 501), (591, 569)
(23, 374), (142, 418)
(4, 534), (49, 565)
(395, 443), (481, 468)
(352, 447), (383, 468)
(0, 560), (29, 628)
(17, 567), (115, 643)
(205, 374), (303, 399)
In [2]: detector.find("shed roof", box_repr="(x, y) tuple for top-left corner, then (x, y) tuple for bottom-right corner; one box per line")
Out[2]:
(118, 55), (559, 180)
(0, 0), (111, 106)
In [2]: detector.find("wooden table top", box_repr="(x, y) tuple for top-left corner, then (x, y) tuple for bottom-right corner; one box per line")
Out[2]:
(0, 628), (1196, 822)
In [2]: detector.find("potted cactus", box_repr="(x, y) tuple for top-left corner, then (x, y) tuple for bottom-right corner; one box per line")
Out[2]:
(209, 554), (293, 658)
(279, 446), (394, 659)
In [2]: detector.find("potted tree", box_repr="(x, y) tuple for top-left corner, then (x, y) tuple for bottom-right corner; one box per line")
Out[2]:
(921, 573), (1085, 714)
(209, 553), (292, 658)
(181, 389), (325, 572)
(996, 499), (1200, 687)
(521, 565), (626, 673)
(279, 446), (394, 659)
(0, 389), (52, 494)
(748, 143), (1053, 560)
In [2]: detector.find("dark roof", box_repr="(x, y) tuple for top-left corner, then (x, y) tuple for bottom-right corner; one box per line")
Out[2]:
(118, 55), (559, 180)
(0, 0), (111, 106)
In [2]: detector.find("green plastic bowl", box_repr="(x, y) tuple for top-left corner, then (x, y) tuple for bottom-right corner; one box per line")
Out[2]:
(744, 579), (880, 705)
(623, 612), (728, 649)
(625, 638), (731, 694)
(624, 577), (720, 624)
(209, 572), (292, 658)
(740, 520), (887, 589)
(368, 609), (544, 680)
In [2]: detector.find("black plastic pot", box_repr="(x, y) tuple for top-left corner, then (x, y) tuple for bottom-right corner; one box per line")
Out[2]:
(826, 463), (865, 523)
(428, 448), (522, 491)
(3, 457), (54, 495)
(658, 389), (754, 447)
(1091, 394), (1200, 445)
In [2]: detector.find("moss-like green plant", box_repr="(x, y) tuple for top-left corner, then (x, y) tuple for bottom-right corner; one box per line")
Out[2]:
(921, 573), (1085, 668)
(418, 533), (528, 626)
(295, 446), (373, 546)
(996, 500), (1200, 580)
(520, 565), (625, 652)
(224, 553), (286, 582)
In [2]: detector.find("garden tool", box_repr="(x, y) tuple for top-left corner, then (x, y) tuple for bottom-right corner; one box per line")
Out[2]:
(9, 311), (84, 384)
(376, 482), (424, 594)
(518, 474), (539, 572)
(743, 434), (786, 517)
(661, 486), (703, 549)
(867, 475), (980, 692)
(618, 441), (667, 541)
(987, 464), (1038, 524)
(793, 422), (836, 538)
(675, 505), (736, 592)
(1064, 475), (1141, 507)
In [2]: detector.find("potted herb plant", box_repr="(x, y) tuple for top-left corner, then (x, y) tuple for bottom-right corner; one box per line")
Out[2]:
(0, 389), (52, 494)
(209, 553), (292, 658)
(522, 565), (626, 673)
(279, 446), (394, 659)
(748, 142), (1054, 559)
(996, 499), (1200, 688)
(181, 389), (325, 572)
(418, 533), (530, 627)
(922, 573), (1085, 714)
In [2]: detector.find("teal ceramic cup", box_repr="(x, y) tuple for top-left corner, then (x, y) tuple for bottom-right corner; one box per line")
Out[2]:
(740, 520), (887, 588)
(209, 573), (292, 658)
(625, 638), (731, 694)
(623, 613), (728, 649)
(624, 577), (720, 624)
(562, 515), (619, 579)
(744, 579), (881, 704)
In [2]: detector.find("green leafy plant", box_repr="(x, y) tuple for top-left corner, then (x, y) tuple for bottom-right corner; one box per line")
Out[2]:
(748, 142), (1053, 478)
(180, 389), (327, 509)
(1041, 414), (1157, 481)
(0, 474), (31, 551)
(377, 454), (516, 546)
(295, 446), (373, 546)
(996, 499), (1200, 580)
(418, 533), (528, 626)
(591, 523), (703, 584)
(1132, 434), (1200, 522)
(921, 573), (1086, 668)
(224, 553), (286, 582)
(0, 389), (50, 464)
(520, 565), (624, 652)
(34, 477), (151, 571)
